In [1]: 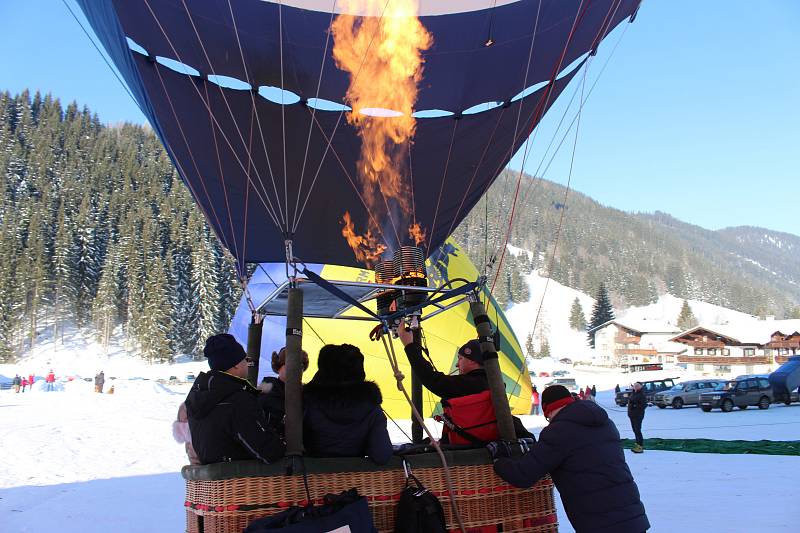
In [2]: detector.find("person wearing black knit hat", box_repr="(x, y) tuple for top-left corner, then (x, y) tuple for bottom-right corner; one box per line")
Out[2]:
(302, 344), (392, 464)
(396, 326), (532, 444)
(489, 385), (650, 533)
(184, 334), (285, 465)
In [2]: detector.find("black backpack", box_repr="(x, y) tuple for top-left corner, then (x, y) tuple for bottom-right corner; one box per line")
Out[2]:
(394, 462), (447, 533)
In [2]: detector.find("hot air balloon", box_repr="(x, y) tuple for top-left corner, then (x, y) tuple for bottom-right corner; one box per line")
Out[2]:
(229, 239), (532, 419)
(75, 1), (642, 531)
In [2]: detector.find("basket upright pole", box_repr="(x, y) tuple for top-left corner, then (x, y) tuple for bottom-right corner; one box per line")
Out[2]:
(411, 327), (424, 443)
(284, 286), (304, 457)
(469, 296), (515, 441)
(246, 312), (263, 387)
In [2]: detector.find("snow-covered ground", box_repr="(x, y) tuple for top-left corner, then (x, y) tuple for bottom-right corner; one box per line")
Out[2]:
(2, 367), (798, 532)
(1, 285), (797, 532)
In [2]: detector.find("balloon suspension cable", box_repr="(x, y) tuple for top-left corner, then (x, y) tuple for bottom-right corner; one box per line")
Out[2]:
(380, 332), (466, 533)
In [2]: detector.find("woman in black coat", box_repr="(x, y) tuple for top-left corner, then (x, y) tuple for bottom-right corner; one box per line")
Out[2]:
(627, 382), (647, 453)
(302, 344), (392, 464)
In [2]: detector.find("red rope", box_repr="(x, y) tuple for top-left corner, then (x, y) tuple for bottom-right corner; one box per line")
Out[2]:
(491, 0), (594, 293)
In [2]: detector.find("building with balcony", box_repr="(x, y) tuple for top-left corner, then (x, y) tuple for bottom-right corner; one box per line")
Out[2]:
(588, 319), (684, 367)
(670, 319), (800, 376)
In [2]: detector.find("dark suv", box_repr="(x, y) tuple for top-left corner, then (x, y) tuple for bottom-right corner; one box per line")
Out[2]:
(615, 378), (676, 407)
(699, 377), (773, 412)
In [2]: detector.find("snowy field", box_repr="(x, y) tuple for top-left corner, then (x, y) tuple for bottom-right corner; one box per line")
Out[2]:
(2, 371), (798, 532)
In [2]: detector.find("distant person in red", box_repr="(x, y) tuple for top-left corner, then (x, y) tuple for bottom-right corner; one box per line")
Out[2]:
(577, 388), (585, 400)
(530, 385), (540, 415)
(28, 374), (35, 392)
(21, 377), (28, 392)
(46, 370), (56, 391)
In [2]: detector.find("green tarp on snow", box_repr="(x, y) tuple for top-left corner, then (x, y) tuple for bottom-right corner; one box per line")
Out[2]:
(620, 438), (800, 456)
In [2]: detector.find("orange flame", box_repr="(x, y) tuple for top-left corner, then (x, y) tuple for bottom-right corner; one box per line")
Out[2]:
(341, 211), (387, 267)
(408, 222), (426, 246)
(332, 0), (432, 263)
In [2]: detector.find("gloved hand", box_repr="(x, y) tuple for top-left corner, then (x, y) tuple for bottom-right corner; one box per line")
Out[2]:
(486, 438), (535, 461)
(517, 437), (536, 453)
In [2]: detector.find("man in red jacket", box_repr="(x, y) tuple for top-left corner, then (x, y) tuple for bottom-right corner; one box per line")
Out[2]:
(46, 370), (56, 392)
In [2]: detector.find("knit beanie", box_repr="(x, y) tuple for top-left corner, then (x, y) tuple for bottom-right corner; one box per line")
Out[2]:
(312, 343), (366, 384)
(204, 334), (247, 371)
(458, 339), (484, 364)
(541, 385), (576, 419)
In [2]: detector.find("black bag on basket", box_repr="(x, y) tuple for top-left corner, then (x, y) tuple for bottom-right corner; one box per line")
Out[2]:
(244, 488), (376, 533)
(394, 461), (447, 533)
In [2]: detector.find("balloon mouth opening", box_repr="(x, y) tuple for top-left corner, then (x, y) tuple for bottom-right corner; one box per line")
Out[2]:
(359, 108), (404, 118)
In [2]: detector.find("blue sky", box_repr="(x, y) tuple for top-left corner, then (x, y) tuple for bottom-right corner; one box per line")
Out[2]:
(1, 0), (798, 236)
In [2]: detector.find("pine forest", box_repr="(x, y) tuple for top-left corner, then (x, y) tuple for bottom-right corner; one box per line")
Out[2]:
(0, 90), (240, 363)
(2, 90), (799, 363)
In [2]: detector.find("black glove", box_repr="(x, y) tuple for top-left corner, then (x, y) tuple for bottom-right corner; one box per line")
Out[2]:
(486, 438), (535, 461)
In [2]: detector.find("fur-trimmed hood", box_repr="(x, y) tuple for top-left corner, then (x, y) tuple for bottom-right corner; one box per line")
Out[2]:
(303, 380), (382, 425)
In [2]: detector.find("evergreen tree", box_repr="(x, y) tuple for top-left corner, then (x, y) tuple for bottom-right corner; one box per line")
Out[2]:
(92, 243), (121, 352)
(52, 200), (75, 345)
(73, 194), (99, 326)
(525, 331), (535, 360)
(568, 297), (586, 331)
(676, 299), (698, 331)
(141, 254), (172, 363)
(191, 216), (222, 355)
(587, 282), (615, 348)
(538, 338), (551, 359)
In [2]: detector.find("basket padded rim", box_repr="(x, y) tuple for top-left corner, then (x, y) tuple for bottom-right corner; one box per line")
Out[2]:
(182, 448), (493, 480)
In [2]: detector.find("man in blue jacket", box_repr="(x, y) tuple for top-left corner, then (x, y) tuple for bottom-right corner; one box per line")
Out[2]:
(490, 385), (649, 533)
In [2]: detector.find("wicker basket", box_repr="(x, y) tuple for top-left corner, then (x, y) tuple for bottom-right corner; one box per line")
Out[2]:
(183, 449), (557, 533)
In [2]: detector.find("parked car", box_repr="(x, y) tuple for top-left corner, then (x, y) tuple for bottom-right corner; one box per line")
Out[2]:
(185, 373), (196, 383)
(615, 378), (677, 407)
(699, 377), (774, 412)
(545, 378), (579, 393)
(538, 372), (550, 377)
(551, 370), (569, 378)
(558, 358), (573, 365)
(653, 379), (724, 409)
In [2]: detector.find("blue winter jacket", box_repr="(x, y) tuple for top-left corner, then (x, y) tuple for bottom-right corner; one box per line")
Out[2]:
(493, 400), (649, 533)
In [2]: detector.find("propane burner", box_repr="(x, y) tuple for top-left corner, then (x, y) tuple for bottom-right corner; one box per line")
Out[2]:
(373, 246), (428, 317)
(374, 260), (397, 317)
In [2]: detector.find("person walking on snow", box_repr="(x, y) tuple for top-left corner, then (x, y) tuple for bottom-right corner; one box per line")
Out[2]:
(46, 370), (56, 391)
(28, 374), (35, 391)
(21, 377), (28, 392)
(627, 382), (647, 453)
(12, 374), (21, 393)
(94, 371), (105, 393)
(531, 385), (540, 415)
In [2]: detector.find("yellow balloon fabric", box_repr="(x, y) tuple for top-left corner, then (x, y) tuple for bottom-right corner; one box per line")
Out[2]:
(299, 239), (532, 420)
